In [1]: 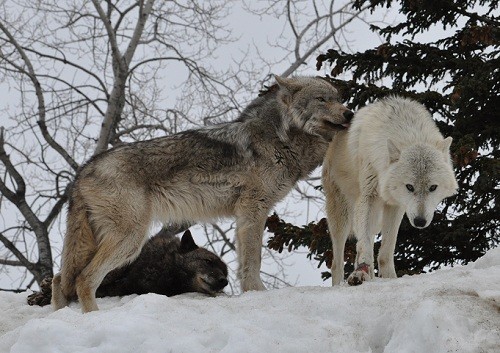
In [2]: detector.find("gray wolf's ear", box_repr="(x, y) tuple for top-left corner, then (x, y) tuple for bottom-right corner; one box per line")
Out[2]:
(274, 75), (302, 94)
(439, 136), (453, 154)
(387, 139), (400, 163)
(180, 230), (198, 253)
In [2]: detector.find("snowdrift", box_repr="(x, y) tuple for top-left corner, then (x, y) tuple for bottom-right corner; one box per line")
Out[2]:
(1, 247), (499, 353)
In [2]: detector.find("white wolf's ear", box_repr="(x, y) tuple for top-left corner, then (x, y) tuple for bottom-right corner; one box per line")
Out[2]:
(387, 139), (400, 163)
(274, 75), (302, 94)
(439, 136), (453, 154)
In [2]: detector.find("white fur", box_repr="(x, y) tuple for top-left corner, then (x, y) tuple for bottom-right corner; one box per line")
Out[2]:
(323, 96), (458, 285)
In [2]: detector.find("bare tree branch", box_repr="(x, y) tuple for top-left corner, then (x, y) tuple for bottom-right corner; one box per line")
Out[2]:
(0, 21), (79, 171)
(0, 128), (53, 281)
(281, 1), (369, 77)
(92, 0), (155, 155)
(0, 259), (25, 267)
(0, 231), (35, 272)
(211, 223), (236, 251)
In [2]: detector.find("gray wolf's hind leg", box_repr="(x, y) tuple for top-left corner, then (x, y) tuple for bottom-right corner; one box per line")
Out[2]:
(51, 273), (68, 310)
(76, 226), (149, 313)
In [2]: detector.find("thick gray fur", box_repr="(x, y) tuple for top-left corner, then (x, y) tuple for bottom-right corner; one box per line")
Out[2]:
(52, 75), (352, 312)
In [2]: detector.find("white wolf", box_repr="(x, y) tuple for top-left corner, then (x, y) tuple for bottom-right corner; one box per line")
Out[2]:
(322, 96), (458, 285)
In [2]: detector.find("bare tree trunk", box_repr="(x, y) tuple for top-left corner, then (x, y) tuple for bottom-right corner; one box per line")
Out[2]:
(92, 0), (155, 155)
(0, 128), (53, 283)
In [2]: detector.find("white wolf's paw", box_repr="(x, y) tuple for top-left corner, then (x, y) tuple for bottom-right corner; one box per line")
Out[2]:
(347, 263), (371, 286)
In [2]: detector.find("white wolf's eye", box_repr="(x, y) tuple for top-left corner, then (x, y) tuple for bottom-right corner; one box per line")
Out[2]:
(316, 97), (326, 102)
(406, 184), (414, 192)
(429, 185), (437, 192)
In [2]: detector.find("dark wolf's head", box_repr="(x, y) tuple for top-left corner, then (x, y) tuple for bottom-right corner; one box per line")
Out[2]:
(178, 230), (229, 295)
(274, 75), (353, 141)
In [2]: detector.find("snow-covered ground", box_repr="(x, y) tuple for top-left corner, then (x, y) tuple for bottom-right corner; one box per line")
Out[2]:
(1, 247), (499, 353)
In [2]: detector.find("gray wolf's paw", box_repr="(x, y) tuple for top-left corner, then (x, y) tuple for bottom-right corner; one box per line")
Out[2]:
(347, 263), (371, 286)
(241, 278), (267, 292)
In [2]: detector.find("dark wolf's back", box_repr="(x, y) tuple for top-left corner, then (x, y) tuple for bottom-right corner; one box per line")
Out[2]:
(96, 232), (181, 297)
(97, 230), (228, 297)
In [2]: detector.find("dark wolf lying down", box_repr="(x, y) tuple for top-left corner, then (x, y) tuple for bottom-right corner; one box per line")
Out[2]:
(28, 230), (228, 306)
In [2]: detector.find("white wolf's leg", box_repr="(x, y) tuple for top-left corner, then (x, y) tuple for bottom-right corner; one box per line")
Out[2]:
(378, 204), (405, 278)
(348, 178), (383, 286)
(348, 205), (379, 285)
(324, 183), (352, 285)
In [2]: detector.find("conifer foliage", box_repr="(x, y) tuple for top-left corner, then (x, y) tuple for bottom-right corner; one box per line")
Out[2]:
(267, 0), (499, 279)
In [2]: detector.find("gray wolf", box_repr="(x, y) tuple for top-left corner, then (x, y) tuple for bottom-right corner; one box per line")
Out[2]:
(322, 96), (458, 286)
(30, 230), (228, 306)
(52, 75), (353, 312)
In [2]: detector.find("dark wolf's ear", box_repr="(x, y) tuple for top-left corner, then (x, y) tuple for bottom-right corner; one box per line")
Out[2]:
(274, 75), (302, 95)
(179, 230), (198, 253)
(387, 139), (400, 163)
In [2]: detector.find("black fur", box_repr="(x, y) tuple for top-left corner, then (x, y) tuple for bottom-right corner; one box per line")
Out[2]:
(27, 230), (228, 306)
(97, 229), (228, 297)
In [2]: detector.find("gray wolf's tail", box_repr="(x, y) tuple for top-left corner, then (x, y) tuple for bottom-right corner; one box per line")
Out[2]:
(51, 186), (97, 310)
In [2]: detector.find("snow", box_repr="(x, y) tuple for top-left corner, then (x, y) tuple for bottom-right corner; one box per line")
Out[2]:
(1, 248), (499, 353)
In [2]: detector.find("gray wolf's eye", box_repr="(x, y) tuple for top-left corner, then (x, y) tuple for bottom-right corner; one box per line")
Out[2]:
(316, 97), (326, 102)
(406, 184), (414, 192)
(429, 185), (437, 192)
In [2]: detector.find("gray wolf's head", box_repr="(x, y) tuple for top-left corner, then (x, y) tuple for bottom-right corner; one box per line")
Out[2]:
(274, 75), (353, 141)
(383, 139), (458, 229)
(178, 230), (229, 295)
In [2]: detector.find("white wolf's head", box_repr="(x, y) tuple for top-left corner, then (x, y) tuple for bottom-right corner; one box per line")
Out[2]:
(383, 138), (458, 229)
(274, 75), (353, 141)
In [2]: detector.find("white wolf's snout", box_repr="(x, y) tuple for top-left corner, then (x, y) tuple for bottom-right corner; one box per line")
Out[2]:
(408, 214), (431, 229)
(413, 216), (428, 228)
(405, 197), (438, 229)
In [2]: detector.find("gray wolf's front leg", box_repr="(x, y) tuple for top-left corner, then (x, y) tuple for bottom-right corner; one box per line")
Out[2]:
(235, 213), (267, 292)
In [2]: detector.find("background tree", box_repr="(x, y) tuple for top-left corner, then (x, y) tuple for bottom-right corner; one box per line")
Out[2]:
(0, 0), (369, 292)
(0, 0), (238, 291)
(268, 0), (499, 280)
